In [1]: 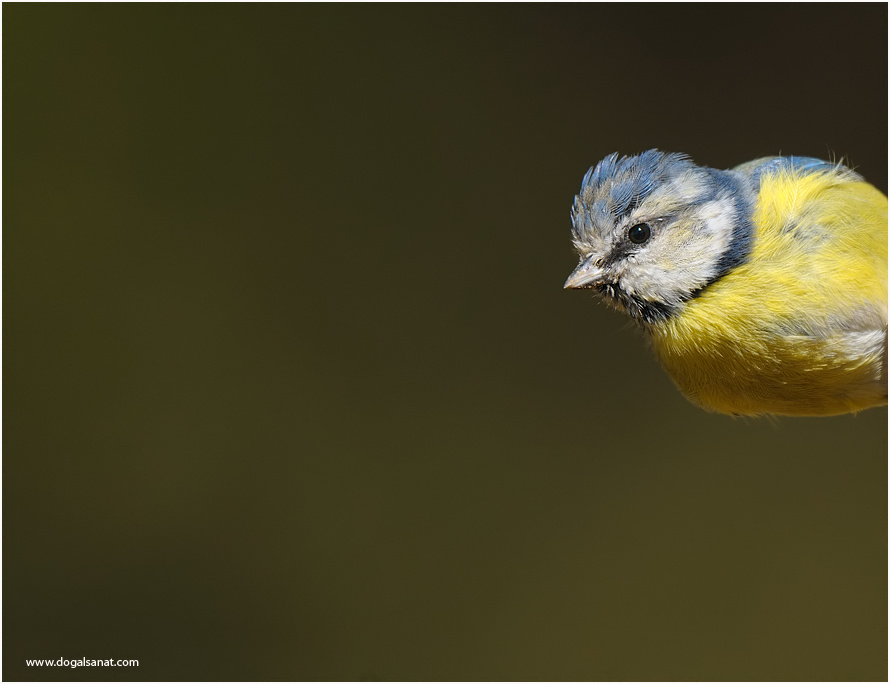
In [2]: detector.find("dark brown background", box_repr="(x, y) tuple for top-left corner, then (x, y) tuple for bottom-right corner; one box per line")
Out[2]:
(4, 4), (887, 681)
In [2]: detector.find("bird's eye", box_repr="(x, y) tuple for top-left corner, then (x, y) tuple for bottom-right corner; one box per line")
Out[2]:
(628, 223), (651, 244)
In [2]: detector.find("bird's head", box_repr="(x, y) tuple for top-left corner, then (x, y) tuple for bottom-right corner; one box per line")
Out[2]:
(565, 149), (751, 323)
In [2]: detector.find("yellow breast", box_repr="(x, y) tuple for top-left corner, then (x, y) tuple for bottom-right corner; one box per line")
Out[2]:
(649, 168), (888, 416)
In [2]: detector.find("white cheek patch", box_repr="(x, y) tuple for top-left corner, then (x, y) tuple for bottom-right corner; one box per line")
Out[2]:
(617, 196), (738, 305)
(663, 197), (737, 284)
(688, 197), (735, 280)
(625, 262), (685, 303)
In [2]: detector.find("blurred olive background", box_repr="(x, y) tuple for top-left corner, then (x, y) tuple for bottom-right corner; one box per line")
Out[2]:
(4, 4), (887, 682)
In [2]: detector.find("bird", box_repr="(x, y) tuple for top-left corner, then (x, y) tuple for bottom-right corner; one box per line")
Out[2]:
(564, 150), (888, 417)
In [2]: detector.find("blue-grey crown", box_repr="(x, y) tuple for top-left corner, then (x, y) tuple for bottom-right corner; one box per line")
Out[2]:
(572, 149), (695, 238)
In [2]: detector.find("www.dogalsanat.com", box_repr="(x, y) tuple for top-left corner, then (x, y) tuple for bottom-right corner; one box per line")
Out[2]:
(26, 658), (138, 669)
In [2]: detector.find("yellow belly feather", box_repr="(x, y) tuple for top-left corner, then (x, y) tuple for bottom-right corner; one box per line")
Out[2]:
(649, 169), (888, 416)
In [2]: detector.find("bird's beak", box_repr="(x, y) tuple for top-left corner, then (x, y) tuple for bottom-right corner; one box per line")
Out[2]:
(564, 255), (604, 289)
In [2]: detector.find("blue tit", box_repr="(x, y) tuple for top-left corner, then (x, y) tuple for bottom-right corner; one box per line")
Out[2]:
(564, 150), (888, 417)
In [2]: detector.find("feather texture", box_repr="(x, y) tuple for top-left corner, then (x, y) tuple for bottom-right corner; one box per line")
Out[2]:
(567, 151), (888, 416)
